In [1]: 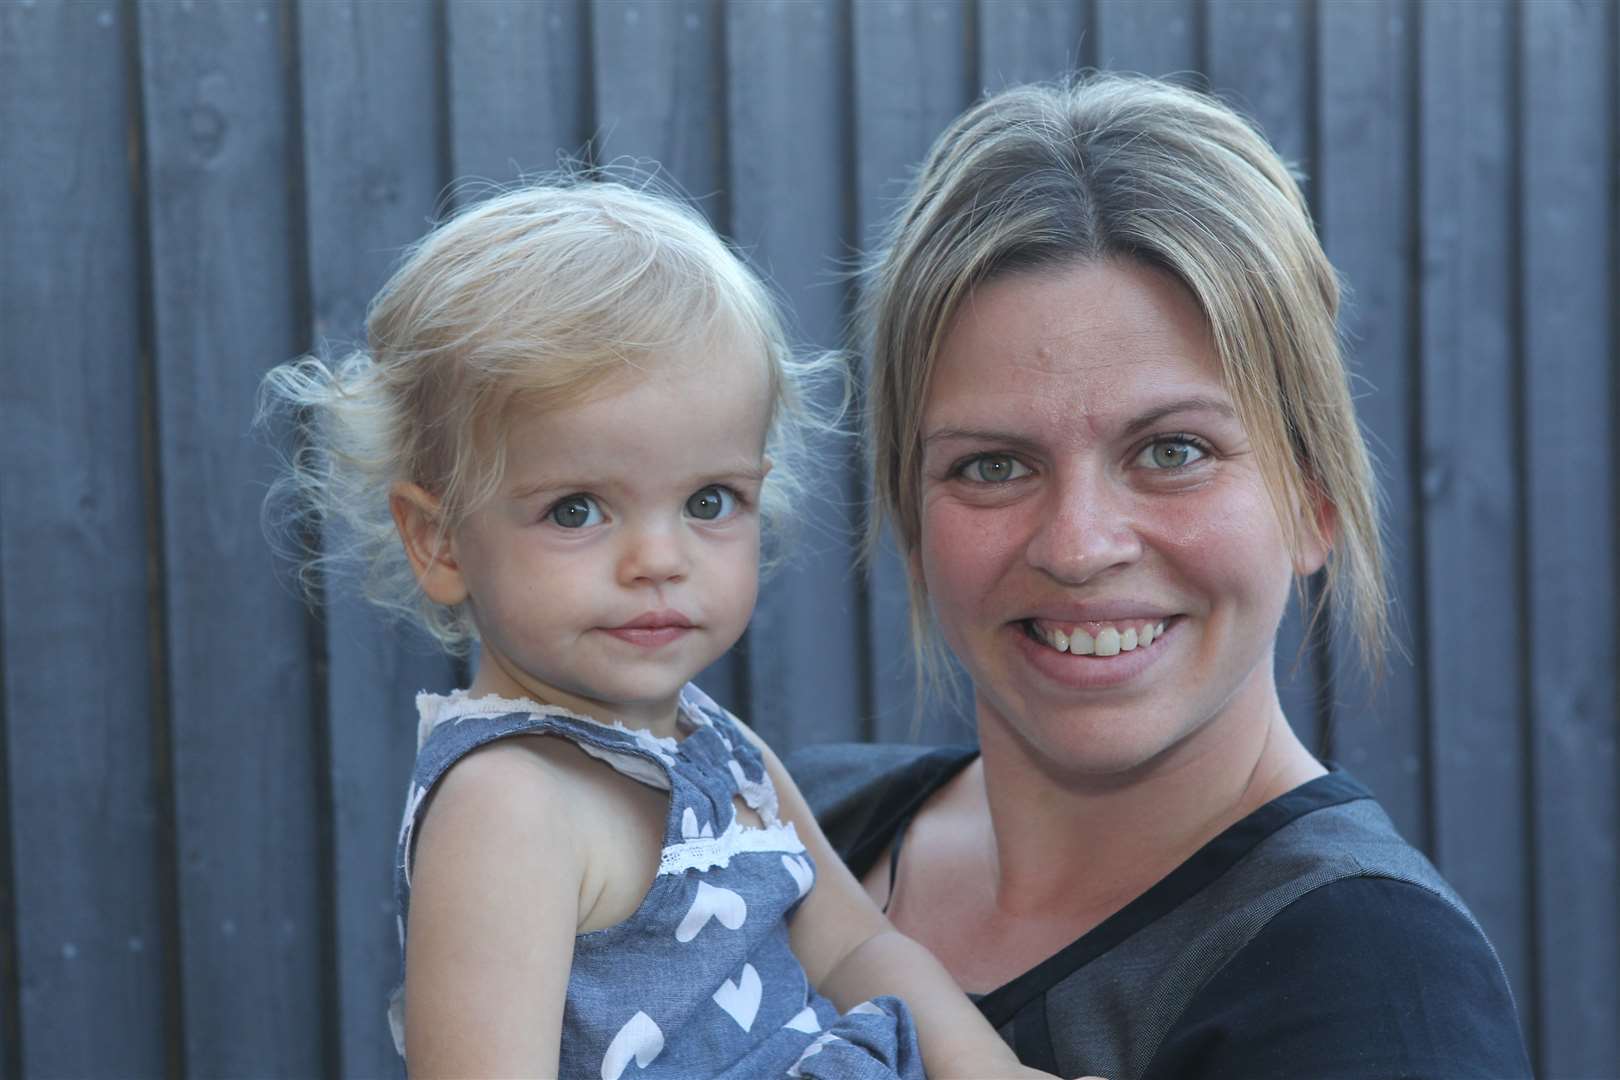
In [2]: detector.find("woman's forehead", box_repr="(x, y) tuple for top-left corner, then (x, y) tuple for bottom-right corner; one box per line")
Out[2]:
(924, 260), (1237, 435)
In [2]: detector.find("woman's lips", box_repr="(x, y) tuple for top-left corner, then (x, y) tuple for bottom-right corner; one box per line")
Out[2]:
(1012, 616), (1178, 689)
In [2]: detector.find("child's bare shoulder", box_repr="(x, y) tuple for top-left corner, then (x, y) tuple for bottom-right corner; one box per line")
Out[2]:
(427, 732), (651, 835)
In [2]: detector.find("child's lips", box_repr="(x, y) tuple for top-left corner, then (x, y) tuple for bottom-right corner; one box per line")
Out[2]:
(601, 611), (695, 647)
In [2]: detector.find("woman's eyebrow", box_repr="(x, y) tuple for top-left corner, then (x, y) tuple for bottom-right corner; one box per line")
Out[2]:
(922, 428), (1044, 453)
(1122, 395), (1237, 436)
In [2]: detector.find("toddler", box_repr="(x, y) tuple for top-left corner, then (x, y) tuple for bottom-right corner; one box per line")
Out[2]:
(263, 181), (1071, 1079)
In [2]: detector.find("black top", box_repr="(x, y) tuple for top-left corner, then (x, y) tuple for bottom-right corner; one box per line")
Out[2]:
(788, 743), (1533, 1080)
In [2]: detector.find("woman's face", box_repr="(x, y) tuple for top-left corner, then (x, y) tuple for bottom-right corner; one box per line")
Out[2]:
(916, 259), (1326, 779)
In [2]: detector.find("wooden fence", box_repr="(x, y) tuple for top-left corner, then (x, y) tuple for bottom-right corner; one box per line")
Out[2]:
(0, 0), (1615, 1076)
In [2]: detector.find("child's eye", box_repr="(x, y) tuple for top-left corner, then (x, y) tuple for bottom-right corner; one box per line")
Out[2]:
(685, 485), (737, 522)
(1136, 436), (1210, 470)
(548, 494), (603, 529)
(957, 453), (1031, 484)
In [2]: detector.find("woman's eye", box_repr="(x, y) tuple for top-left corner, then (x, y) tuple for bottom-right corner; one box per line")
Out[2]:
(548, 494), (603, 529)
(965, 454), (1030, 483)
(685, 485), (737, 521)
(1138, 438), (1208, 470)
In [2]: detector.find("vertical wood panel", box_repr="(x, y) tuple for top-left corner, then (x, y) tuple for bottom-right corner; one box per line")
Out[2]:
(1315, 1), (1427, 844)
(726, 0), (864, 752)
(295, 3), (456, 1076)
(1205, 0), (1324, 753)
(592, 0), (725, 214)
(1094, 0), (1198, 79)
(1521, 3), (1618, 1071)
(138, 2), (326, 1072)
(1417, 1), (1534, 1054)
(446, 0), (590, 188)
(0, 3), (171, 1075)
(591, 0), (745, 712)
(852, 0), (973, 743)
(976, 0), (1087, 90)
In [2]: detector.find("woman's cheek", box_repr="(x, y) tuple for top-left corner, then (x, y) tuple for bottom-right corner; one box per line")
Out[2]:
(918, 498), (1022, 608)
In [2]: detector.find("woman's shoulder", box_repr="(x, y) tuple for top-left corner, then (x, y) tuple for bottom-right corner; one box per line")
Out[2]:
(1141, 873), (1531, 1078)
(990, 771), (1531, 1079)
(785, 741), (978, 874)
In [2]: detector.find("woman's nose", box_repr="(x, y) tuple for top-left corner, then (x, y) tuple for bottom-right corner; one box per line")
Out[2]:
(617, 523), (689, 586)
(1023, 469), (1142, 584)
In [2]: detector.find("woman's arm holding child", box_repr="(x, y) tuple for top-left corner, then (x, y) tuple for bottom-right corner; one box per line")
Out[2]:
(403, 739), (588, 1077)
(741, 731), (1083, 1080)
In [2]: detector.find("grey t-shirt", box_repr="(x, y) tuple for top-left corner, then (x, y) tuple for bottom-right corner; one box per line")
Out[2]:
(789, 743), (1532, 1079)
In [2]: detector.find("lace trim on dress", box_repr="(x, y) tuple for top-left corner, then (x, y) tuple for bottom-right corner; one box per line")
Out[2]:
(657, 817), (806, 876)
(415, 689), (681, 765)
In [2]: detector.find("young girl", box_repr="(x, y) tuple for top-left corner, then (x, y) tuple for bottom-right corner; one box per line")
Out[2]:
(263, 181), (1074, 1079)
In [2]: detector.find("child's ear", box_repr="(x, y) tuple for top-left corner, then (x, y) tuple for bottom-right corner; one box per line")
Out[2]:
(389, 483), (469, 607)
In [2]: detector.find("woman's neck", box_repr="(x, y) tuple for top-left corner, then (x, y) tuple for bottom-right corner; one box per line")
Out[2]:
(970, 681), (1324, 922)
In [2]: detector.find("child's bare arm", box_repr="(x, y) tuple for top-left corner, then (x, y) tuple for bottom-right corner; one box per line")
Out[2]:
(742, 731), (1076, 1080)
(402, 739), (585, 1077)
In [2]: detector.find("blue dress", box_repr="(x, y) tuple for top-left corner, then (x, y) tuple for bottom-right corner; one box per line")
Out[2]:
(390, 683), (924, 1080)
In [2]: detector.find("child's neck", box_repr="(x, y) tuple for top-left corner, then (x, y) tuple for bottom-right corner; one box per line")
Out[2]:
(465, 656), (685, 740)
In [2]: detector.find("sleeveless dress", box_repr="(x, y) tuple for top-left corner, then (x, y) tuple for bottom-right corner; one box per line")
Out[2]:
(389, 684), (924, 1080)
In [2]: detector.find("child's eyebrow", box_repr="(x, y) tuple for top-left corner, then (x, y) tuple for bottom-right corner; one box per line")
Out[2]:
(507, 465), (770, 500)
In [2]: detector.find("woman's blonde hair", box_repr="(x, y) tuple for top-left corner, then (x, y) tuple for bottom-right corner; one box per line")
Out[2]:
(263, 177), (819, 650)
(861, 73), (1387, 689)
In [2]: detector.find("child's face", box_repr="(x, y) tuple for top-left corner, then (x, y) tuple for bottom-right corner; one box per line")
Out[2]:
(444, 331), (773, 731)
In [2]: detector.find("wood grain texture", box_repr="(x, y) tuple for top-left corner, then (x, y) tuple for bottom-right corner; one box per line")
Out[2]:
(1094, 0), (1199, 80)
(294, 3), (457, 1076)
(976, 0), (1087, 90)
(852, 0), (974, 743)
(1204, 0), (1325, 754)
(726, 0), (865, 751)
(137, 2), (326, 1073)
(1520, 3), (1618, 1071)
(1416, 0), (1534, 1058)
(446, 0), (590, 189)
(1315, 0), (1427, 847)
(0, 3), (171, 1075)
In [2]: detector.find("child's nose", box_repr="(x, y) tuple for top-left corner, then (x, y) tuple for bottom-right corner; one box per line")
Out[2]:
(617, 525), (689, 586)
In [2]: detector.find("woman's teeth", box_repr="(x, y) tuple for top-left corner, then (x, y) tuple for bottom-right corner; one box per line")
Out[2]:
(1029, 619), (1167, 657)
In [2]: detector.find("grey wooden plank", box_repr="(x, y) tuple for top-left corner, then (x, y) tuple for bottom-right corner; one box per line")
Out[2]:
(852, 0), (974, 744)
(592, 0), (725, 215)
(1415, 0), (1533, 1055)
(0, 3), (171, 1075)
(1204, 0), (1323, 752)
(1521, 4), (1618, 1071)
(976, 0), (1087, 90)
(446, 0), (590, 189)
(726, 0), (865, 753)
(591, 0), (744, 711)
(295, 3), (457, 1076)
(1093, 0), (1199, 81)
(137, 2), (327, 1073)
(1314, 0), (1427, 847)
(1205, 0), (1311, 170)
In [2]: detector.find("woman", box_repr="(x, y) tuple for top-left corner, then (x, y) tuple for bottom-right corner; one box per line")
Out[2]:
(791, 75), (1530, 1078)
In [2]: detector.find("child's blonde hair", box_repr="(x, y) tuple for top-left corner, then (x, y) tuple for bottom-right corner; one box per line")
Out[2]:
(263, 178), (819, 650)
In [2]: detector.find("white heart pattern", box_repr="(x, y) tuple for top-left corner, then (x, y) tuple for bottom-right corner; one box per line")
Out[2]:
(781, 854), (814, 898)
(675, 881), (748, 942)
(712, 962), (762, 1031)
(784, 1005), (821, 1033)
(787, 1032), (843, 1077)
(680, 806), (715, 840)
(600, 1010), (664, 1080)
